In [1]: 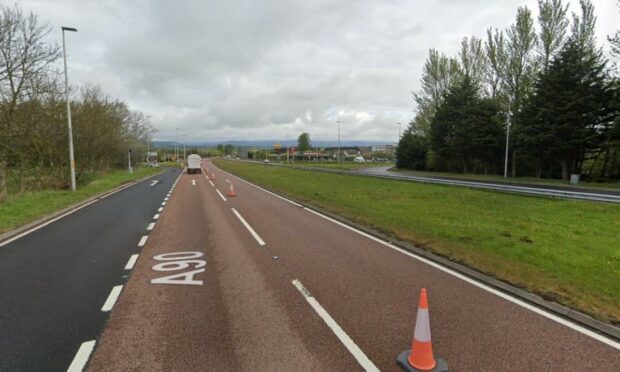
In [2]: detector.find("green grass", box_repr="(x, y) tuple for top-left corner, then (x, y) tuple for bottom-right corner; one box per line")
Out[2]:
(0, 167), (161, 234)
(391, 168), (620, 191)
(214, 159), (620, 324)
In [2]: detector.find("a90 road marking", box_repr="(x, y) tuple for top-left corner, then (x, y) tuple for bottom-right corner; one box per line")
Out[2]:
(150, 251), (206, 286)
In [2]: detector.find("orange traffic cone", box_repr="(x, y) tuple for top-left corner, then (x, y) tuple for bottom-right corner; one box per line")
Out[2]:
(227, 182), (236, 197)
(396, 288), (448, 372)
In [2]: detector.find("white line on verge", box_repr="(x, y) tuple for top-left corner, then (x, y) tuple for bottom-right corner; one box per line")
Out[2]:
(0, 199), (98, 249)
(153, 214), (160, 220)
(147, 222), (155, 231)
(124, 254), (139, 270)
(101, 285), (123, 312)
(208, 180), (215, 187)
(302, 207), (620, 350)
(138, 235), (148, 247)
(292, 279), (379, 371)
(67, 340), (96, 372)
(216, 189), (228, 202)
(231, 208), (265, 246)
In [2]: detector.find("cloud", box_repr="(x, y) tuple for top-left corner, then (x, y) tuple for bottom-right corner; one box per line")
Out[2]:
(16, 0), (620, 142)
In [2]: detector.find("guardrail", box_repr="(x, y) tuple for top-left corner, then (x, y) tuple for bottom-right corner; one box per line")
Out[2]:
(230, 159), (620, 203)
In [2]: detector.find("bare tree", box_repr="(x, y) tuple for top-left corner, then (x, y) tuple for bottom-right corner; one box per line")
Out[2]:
(0, 4), (60, 200)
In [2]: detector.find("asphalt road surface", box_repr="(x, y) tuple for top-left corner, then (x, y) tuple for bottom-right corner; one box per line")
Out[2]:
(0, 167), (181, 371)
(87, 159), (620, 371)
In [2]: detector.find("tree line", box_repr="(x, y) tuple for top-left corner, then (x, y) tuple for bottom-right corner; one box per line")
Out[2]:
(397, 0), (620, 181)
(0, 5), (153, 200)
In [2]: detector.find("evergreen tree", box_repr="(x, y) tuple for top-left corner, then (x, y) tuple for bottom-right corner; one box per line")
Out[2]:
(519, 38), (611, 179)
(297, 132), (311, 152)
(396, 125), (428, 170)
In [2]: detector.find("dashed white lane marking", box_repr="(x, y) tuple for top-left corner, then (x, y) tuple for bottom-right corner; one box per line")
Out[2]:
(138, 235), (148, 247)
(208, 180), (215, 187)
(157, 207), (163, 212)
(192, 180), (196, 186)
(153, 214), (160, 220)
(161, 202), (166, 206)
(302, 207), (620, 351)
(124, 254), (139, 270)
(101, 285), (123, 312)
(216, 189), (228, 202)
(150, 180), (159, 186)
(67, 340), (96, 372)
(292, 279), (379, 372)
(231, 208), (265, 246)
(164, 197), (169, 201)
(212, 162), (620, 350)
(147, 222), (155, 231)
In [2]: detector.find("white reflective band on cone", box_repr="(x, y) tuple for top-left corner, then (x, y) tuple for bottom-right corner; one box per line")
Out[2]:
(414, 308), (432, 342)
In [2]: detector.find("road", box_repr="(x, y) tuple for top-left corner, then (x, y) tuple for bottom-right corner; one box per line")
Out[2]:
(0, 167), (181, 372)
(356, 165), (620, 202)
(86, 159), (620, 371)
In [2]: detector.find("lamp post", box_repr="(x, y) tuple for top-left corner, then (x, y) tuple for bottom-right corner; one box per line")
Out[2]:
(286, 133), (289, 163)
(504, 108), (511, 179)
(337, 120), (341, 164)
(62, 26), (78, 191)
(395, 122), (401, 164)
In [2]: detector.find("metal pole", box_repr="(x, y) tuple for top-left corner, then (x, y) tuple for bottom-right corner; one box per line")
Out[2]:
(286, 133), (289, 163)
(337, 120), (341, 164)
(62, 27), (77, 191)
(128, 149), (133, 174)
(504, 111), (511, 179)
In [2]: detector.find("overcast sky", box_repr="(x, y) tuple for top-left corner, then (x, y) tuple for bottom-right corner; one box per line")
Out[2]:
(16, 0), (620, 143)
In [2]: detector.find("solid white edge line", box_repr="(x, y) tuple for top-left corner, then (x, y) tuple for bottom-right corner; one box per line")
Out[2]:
(124, 254), (139, 270)
(147, 222), (155, 231)
(66, 340), (96, 372)
(0, 199), (98, 248)
(101, 285), (123, 312)
(153, 214), (160, 220)
(215, 189), (228, 202)
(231, 208), (266, 246)
(212, 162), (620, 350)
(292, 279), (379, 372)
(302, 207), (620, 350)
(138, 235), (148, 247)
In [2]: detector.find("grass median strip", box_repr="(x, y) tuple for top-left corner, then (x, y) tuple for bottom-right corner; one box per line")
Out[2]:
(214, 159), (620, 325)
(0, 167), (161, 235)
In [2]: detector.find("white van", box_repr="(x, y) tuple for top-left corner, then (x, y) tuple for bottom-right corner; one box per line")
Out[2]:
(187, 154), (202, 174)
(353, 156), (365, 163)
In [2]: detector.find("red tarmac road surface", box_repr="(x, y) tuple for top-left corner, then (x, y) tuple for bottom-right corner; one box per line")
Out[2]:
(89, 159), (620, 371)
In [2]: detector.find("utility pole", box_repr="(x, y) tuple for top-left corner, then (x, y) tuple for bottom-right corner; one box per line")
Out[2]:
(175, 128), (179, 163)
(128, 149), (133, 174)
(286, 133), (289, 163)
(504, 107), (511, 179)
(337, 120), (341, 164)
(62, 26), (78, 191)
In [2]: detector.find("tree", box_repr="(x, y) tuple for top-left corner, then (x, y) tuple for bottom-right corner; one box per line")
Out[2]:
(297, 132), (311, 152)
(503, 6), (539, 176)
(485, 28), (507, 100)
(430, 76), (504, 173)
(413, 49), (461, 117)
(396, 125), (428, 170)
(608, 1), (620, 57)
(0, 5), (60, 200)
(459, 36), (487, 90)
(519, 37), (611, 179)
(538, 0), (569, 72)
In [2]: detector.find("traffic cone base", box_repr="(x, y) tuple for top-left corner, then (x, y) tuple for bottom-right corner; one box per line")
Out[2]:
(397, 351), (448, 372)
(227, 183), (236, 197)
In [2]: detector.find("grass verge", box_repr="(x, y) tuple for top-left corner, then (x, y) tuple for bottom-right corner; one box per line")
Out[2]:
(265, 160), (393, 171)
(214, 159), (620, 324)
(0, 167), (161, 235)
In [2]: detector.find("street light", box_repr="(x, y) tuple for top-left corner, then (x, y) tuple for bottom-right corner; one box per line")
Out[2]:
(337, 120), (341, 164)
(62, 26), (78, 191)
(504, 107), (511, 178)
(395, 122), (402, 165)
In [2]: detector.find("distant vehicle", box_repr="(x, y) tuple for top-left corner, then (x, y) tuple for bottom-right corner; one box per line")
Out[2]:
(353, 156), (365, 163)
(263, 159), (271, 163)
(187, 154), (202, 174)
